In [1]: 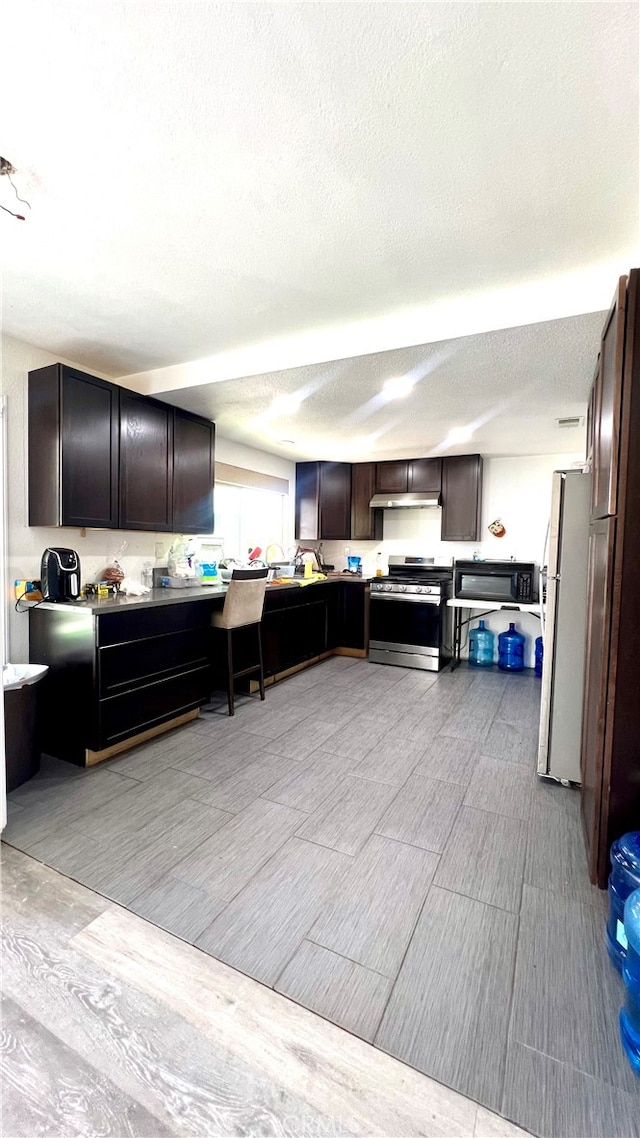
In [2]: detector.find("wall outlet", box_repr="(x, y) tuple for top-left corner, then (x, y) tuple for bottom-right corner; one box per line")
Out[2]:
(155, 541), (165, 559)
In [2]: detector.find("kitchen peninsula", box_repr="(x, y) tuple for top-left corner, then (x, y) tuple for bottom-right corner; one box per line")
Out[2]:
(29, 577), (370, 767)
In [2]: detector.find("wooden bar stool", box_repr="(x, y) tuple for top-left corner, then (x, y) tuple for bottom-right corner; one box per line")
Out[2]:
(211, 568), (268, 716)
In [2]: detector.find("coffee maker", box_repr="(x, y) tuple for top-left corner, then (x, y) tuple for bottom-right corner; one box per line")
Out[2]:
(40, 548), (81, 601)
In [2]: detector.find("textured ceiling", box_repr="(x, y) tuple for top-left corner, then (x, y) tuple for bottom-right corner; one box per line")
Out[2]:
(1, 1), (638, 379)
(159, 312), (604, 460)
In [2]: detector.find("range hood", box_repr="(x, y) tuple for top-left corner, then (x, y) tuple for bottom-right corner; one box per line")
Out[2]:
(369, 491), (442, 509)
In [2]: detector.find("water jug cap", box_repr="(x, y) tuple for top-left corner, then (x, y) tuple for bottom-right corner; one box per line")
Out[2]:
(478, 620), (486, 629)
(509, 622), (516, 630)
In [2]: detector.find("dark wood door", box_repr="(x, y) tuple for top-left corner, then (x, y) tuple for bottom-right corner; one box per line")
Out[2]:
(173, 410), (215, 534)
(60, 369), (119, 528)
(120, 392), (173, 531)
(592, 277), (627, 520)
(295, 462), (321, 540)
(376, 461), (408, 493)
(580, 517), (615, 883)
(441, 455), (483, 541)
(319, 462), (352, 539)
(408, 458), (442, 493)
(350, 463), (383, 541)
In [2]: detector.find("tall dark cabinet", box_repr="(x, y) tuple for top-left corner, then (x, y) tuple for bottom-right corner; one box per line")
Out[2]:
(351, 463), (383, 541)
(120, 392), (173, 531)
(581, 269), (640, 886)
(295, 461), (351, 540)
(441, 455), (483, 541)
(29, 365), (119, 528)
(173, 409), (215, 534)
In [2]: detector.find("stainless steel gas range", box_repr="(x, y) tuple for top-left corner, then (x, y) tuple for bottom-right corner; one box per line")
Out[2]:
(369, 556), (453, 671)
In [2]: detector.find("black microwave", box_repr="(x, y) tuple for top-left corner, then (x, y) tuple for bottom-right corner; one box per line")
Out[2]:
(454, 560), (538, 604)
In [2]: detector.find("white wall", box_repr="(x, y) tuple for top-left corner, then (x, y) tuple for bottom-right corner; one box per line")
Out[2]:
(1, 335), (295, 663)
(321, 452), (583, 667)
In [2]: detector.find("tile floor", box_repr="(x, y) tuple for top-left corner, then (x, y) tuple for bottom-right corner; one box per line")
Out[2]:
(4, 657), (639, 1137)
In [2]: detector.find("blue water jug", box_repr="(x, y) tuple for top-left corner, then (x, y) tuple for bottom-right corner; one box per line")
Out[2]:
(469, 620), (494, 668)
(620, 887), (640, 1076)
(535, 635), (544, 677)
(498, 622), (525, 672)
(607, 832), (640, 971)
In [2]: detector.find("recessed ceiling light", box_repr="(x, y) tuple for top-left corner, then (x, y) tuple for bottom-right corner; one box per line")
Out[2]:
(382, 375), (415, 400)
(443, 425), (474, 447)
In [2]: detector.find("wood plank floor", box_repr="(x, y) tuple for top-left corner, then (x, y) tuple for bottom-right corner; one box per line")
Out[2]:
(4, 655), (638, 1136)
(1, 843), (525, 1138)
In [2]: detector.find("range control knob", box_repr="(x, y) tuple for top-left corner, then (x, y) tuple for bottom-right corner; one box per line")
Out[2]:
(385, 584), (393, 592)
(398, 585), (407, 592)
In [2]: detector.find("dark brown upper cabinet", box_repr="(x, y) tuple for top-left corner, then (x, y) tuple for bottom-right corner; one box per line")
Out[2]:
(351, 463), (383, 541)
(172, 409), (215, 534)
(407, 458), (442, 493)
(29, 365), (216, 534)
(375, 460), (408, 493)
(592, 277), (627, 520)
(375, 458), (442, 496)
(441, 454), (483, 541)
(119, 392), (173, 531)
(29, 364), (119, 528)
(295, 461), (352, 540)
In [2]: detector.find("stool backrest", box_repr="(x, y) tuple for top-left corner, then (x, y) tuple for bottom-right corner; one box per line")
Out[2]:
(218, 568), (268, 629)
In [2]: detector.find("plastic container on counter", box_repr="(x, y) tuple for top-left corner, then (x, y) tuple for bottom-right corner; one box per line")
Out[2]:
(535, 635), (544, 677)
(620, 887), (640, 1076)
(469, 620), (495, 668)
(607, 832), (640, 972)
(498, 622), (525, 672)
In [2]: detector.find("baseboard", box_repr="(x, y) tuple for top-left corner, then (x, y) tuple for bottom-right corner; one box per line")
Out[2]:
(85, 708), (200, 766)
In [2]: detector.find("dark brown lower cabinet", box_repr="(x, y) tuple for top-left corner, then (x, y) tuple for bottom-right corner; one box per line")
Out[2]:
(581, 268), (640, 886)
(29, 601), (214, 766)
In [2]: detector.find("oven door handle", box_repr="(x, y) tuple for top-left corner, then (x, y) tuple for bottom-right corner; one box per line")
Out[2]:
(370, 593), (441, 605)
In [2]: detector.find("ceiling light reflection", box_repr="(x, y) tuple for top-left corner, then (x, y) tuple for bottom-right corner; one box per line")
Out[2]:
(382, 375), (415, 400)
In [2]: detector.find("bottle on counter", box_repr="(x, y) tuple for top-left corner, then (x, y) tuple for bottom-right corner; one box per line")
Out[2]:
(376, 552), (384, 577)
(469, 620), (494, 668)
(498, 622), (525, 672)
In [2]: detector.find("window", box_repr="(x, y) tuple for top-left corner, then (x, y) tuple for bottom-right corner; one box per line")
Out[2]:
(213, 482), (287, 561)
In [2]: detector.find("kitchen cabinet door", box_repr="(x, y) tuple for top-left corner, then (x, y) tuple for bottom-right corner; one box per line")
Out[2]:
(295, 462), (352, 540)
(592, 277), (627, 519)
(375, 461), (408, 493)
(120, 392), (173, 531)
(29, 365), (119, 528)
(580, 517), (616, 884)
(351, 463), (383, 541)
(173, 409), (215, 534)
(585, 360), (599, 469)
(319, 462), (351, 540)
(441, 455), (483, 541)
(408, 458), (442, 493)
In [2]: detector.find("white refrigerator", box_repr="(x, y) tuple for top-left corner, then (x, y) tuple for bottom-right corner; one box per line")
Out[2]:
(537, 469), (591, 784)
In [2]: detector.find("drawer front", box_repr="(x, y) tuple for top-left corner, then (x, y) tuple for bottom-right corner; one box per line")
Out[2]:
(98, 664), (210, 745)
(97, 601), (216, 647)
(98, 627), (209, 696)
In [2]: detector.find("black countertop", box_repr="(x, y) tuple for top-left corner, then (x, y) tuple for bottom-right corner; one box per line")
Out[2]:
(34, 575), (372, 615)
